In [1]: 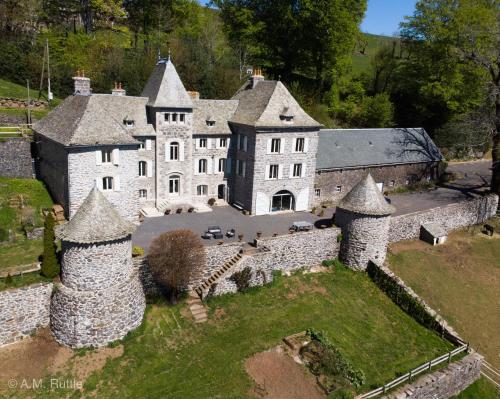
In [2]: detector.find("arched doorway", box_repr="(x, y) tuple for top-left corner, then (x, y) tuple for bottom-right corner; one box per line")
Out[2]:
(271, 190), (295, 212)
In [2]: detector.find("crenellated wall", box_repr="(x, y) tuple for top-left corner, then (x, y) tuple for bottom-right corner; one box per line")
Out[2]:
(0, 283), (53, 346)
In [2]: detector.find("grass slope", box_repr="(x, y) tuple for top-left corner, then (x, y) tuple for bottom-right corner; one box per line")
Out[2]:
(352, 33), (399, 75)
(388, 219), (500, 370)
(12, 267), (452, 398)
(453, 377), (500, 399)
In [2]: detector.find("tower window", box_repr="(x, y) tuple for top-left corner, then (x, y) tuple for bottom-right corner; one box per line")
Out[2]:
(292, 163), (302, 178)
(271, 138), (281, 153)
(199, 159), (207, 174)
(170, 142), (179, 161)
(269, 164), (279, 179)
(102, 176), (113, 191)
(218, 158), (226, 173)
(102, 149), (112, 164)
(139, 189), (147, 199)
(295, 138), (305, 152)
(199, 138), (207, 148)
(139, 161), (147, 177)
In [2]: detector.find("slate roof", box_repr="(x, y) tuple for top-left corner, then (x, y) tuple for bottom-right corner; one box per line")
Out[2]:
(317, 128), (443, 170)
(338, 174), (395, 216)
(33, 94), (155, 146)
(230, 80), (320, 128)
(421, 223), (447, 238)
(141, 58), (193, 108)
(192, 99), (239, 135)
(56, 186), (136, 243)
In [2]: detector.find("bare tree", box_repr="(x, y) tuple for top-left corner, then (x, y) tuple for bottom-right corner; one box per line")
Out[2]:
(148, 230), (205, 303)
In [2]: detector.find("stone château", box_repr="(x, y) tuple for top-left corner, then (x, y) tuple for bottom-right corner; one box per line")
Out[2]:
(33, 58), (442, 221)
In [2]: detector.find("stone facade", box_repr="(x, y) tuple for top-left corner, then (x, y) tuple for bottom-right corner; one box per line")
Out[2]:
(389, 194), (499, 243)
(136, 137), (157, 208)
(336, 211), (392, 271)
(0, 283), (53, 346)
(383, 353), (483, 399)
(0, 137), (33, 178)
(67, 146), (140, 222)
(314, 162), (439, 206)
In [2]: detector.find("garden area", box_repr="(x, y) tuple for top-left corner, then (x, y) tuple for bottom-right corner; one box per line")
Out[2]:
(2, 266), (455, 398)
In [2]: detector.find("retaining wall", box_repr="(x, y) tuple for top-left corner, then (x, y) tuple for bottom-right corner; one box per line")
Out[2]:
(389, 194), (498, 243)
(0, 283), (53, 346)
(383, 353), (483, 399)
(0, 138), (33, 178)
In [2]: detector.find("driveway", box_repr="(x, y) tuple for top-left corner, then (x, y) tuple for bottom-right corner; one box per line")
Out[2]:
(133, 160), (493, 250)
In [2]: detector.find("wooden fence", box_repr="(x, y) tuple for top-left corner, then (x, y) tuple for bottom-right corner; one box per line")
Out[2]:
(0, 124), (33, 137)
(354, 343), (469, 399)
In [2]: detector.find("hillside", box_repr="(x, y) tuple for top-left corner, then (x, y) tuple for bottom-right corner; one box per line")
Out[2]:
(352, 33), (399, 75)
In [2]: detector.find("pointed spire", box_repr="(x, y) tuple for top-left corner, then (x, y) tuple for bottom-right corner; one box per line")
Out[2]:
(338, 174), (395, 216)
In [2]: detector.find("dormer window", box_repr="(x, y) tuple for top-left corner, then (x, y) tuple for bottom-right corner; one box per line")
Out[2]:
(123, 118), (135, 128)
(279, 106), (294, 123)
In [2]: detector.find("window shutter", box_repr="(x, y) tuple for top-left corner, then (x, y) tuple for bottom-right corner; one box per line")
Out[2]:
(112, 148), (120, 165)
(227, 138), (231, 148)
(289, 164), (294, 178)
(207, 158), (213, 175)
(214, 157), (220, 174)
(301, 163), (307, 177)
(243, 136), (248, 151)
(265, 165), (270, 180)
(237, 135), (241, 149)
(226, 157), (232, 175)
(179, 141), (185, 161)
(96, 150), (102, 166)
(266, 139), (272, 154)
(95, 177), (102, 190)
(207, 138), (212, 150)
(114, 176), (121, 191)
(304, 138), (309, 153)
(278, 164), (283, 179)
(147, 161), (153, 177)
(279, 139), (285, 154)
(146, 139), (152, 151)
(292, 138), (297, 153)
(215, 139), (219, 149)
(242, 161), (246, 177)
(194, 158), (199, 175)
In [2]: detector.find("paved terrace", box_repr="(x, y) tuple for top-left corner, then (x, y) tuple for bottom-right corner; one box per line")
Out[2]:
(133, 160), (492, 251)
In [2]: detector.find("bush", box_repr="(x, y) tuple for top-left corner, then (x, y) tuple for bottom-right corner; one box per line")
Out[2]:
(208, 198), (216, 206)
(148, 230), (205, 303)
(322, 258), (344, 268)
(41, 213), (60, 278)
(5, 274), (13, 286)
(0, 228), (9, 242)
(229, 267), (252, 292)
(132, 246), (145, 257)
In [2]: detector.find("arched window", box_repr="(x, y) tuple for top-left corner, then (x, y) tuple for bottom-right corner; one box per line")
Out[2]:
(102, 176), (113, 191)
(170, 142), (179, 161)
(169, 175), (180, 195)
(138, 161), (147, 176)
(198, 159), (207, 174)
(197, 185), (208, 196)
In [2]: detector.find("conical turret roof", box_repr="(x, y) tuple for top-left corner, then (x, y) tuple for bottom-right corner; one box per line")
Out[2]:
(338, 174), (395, 216)
(56, 187), (136, 243)
(141, 58), (193, 108)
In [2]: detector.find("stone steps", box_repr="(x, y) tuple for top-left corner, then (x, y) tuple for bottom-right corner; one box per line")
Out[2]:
(194, 253), (243, 298)
(187, 290), (208, 324)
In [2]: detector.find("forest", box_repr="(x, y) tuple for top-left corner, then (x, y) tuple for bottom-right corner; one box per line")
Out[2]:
(0, 0), (499, 193)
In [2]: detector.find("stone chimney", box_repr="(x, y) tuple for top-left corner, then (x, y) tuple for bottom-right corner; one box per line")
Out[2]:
(251, 68), (264, 88)
(112, 82), (126, 96)
(187, 91), (200, 101)
(73, 70), (91, 96)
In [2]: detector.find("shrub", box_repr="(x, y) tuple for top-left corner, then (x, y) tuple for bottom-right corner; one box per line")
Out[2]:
(132, 246), (145, 257)
(148, 230), (205, 303)
(336, 233), (343, 243)
(5, 274), (13, 286)
(322, 258), (343, 268)
(41, 213), (60, 278)
(229, 267), (252, 292)
(0, 228), (9, 242)
(208, 198), (216, 206)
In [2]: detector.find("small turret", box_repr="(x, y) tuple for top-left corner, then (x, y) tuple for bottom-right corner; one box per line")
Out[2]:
(335, 174), (395, 270)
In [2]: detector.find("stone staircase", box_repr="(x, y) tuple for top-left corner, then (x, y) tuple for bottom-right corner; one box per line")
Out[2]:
(187, 290), (208, 323)
(194, 253), (244, 298)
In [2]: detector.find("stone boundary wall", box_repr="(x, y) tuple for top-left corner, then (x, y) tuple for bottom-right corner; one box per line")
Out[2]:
(389, 194), (499, 243)
(368, 262), (463, 344)
(0, 283), (53, 346)
(0, 98), (47, 109)
(0, 137), (33, 178)
(383, 352), (483, 399)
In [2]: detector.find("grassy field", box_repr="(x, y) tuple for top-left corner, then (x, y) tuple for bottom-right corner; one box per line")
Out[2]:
(0, 239), (43, 270)
(352, 33), (399, 75)
(0, 271), (49, 291)
(454, 377), (500, 398)
(7, 266), (453, 398)
(388, 218), (500, 369)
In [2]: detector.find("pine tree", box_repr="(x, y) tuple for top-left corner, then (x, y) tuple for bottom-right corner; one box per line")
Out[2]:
(41, 213), (60, 278)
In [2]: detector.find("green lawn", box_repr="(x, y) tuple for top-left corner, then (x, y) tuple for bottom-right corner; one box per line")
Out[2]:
(0, 271), (49, 291)
(0, 78), (60, 103)
(453, 377), (500, 399)
(0, 107), (50, 121)
(10, 267), (453, 398)
(351, 33), (399, 75)
(0, 239), (43, 270)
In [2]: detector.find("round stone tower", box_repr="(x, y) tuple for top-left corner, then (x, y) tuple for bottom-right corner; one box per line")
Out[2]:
(335, 174), (395, 271)
(51, 187), (146, 348)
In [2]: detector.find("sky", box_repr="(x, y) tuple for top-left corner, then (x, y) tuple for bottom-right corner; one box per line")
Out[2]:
(200, 0), (418, 37)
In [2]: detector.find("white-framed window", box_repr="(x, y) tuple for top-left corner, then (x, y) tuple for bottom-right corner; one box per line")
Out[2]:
(219, 138), (227, 148)
(139, 189), (147, 199)
(169, 175), (180, 194)
(179, 114), (185, 124)
(292, 163), (302, 178)
(295, 138), (305, 152)
(199, 138), (207, 149)
(138, 161), (147, 177)
(199, 159), (207, 174)
(218, 158), (226, 173)
(197, 185), (208, 196)
(102, 176), (113, 191)
(164, 113), (186, 124)
(138, 140), (145, 150)
(170, 142), (179, 161)
(315, 188), (321, 197)
(271, 138), (281, 153)
(172, 113), (178, 123)
(269, 164), (279, 179)
(102, 149), (112, 164)
(335, 185), (342, 193)
(164, 113), (170, 123)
